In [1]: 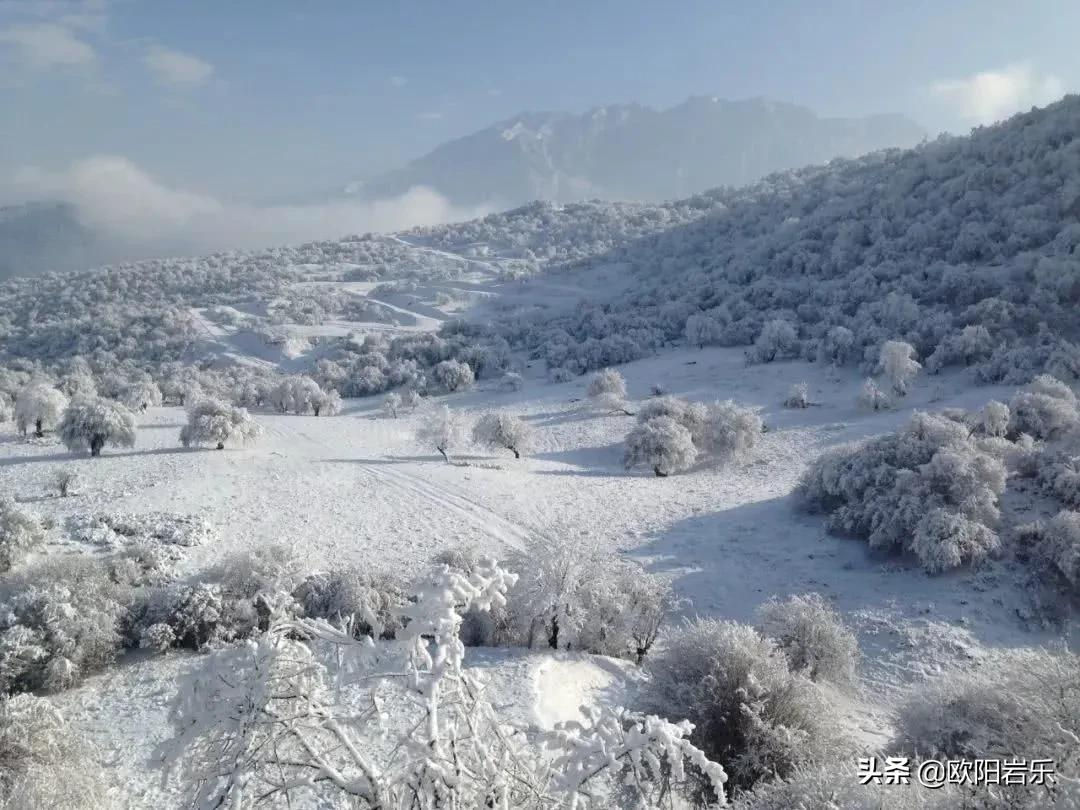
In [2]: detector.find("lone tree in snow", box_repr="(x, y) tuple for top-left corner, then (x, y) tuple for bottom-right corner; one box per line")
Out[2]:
(587, 368), (633, 414)
(14, 383), (68, 438)
(748, 319), (798, 364)
(311, 388), (341, 416)
(472, 411), (532, 458)
(433, 359), (475, 393)
(858, 378), (890, 411)
(58, 396), (137, 457)
(623, 415), (698, 477)
(383, 392), (402, 418)
(416, 404), (468, 462)
(180, 399), (262, 450)
(123, 379), (163, 412)
(880, 340), (921, 396)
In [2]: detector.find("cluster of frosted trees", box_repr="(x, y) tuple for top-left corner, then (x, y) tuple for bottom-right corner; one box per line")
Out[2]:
(414, 403), (532, 461)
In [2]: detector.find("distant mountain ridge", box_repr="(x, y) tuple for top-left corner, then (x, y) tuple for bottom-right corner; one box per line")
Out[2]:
(352, 96), (926, 207)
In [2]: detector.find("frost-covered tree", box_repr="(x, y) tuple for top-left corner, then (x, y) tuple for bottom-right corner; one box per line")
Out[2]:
(123, 379), (163, 411)
(311, 387), (341, 417)
(472, 411), (532, 458)
(164, 560), (726, 809)
(0, 395), (11, 424)
(58, 397), (137, 457)
(433, 359), (475, 392)
(978, 400), (1010, 437)
(382, 391), (402, 418)
(587, 368), (632, 414)
(697, 400), (763, 463)
(14, 383), (68, 437)
(857, 377), (890, 411)
(1008, 374), (1079, 439)
(401, 388), (423, 410)
(783, 382), (811, 408)
(52, 469), (79, 498)
(498, 371), (524, 392)
(816, 325), (856, 366)
(624, 415), (697, 476)
(748, 319), (798, 364)
(0, 497), (45, 573)
(416, 404), (468, 462)
(179, 398), (262, 450)
(684, 312), (723, 348)
(270, 375), (325, 415)
(879, 340), (921, 396)
(1020, 510), (1080, 592)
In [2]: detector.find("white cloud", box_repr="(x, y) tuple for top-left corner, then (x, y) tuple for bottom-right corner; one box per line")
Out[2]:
(389, 75), (407, 87)
(0, 21), (97, 70)
(13, 156), (490, 256)
(931, 63), (1065, 125)
(143, 44), (214, 88)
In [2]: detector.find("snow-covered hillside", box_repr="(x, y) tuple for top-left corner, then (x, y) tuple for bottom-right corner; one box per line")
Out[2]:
(1, 98), (1078, 809)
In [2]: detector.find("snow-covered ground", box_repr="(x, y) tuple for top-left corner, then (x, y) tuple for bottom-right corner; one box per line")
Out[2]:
(4, 332), (1064, 803)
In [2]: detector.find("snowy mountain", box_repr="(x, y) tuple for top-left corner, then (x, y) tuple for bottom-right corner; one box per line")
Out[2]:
(353, 96), (926, 207)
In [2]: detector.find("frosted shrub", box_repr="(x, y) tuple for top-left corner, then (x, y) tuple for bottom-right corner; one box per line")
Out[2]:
(798, 412), (1006, 572)
(382, 391), (402, 418)
(139, 622), (176, 653)
(505, 541), (675, 661)
(270, 375), (331, 415)
(0, 556), (124, 693)
(879, 340), (920, 396)
(698, 400), (763, 464)
(123, 379), (163, 411)
(432, 546), (515, 646)
(58, 396), (137, 457)
(416, 403), (468, 462)
(978, 400), (1010, 437)
(179, 398), (261, 449)
(312, 388), (341, 416)
(293, 567), (407, 639)
(0, 396), (10, 424)
(401, 387), (423, 410)
(1008, 374), (1079, 439)
(757, 593), (858, 684)
(645, 618), (839, 791)
(816, 325), (856, 366)
(1038, 453), (1080, 508)
(549, 366), (574, 383)
(857, 377), (890, 411)
(13, 382), (67, 437)
(0, 695), (113, 809)
(685, 312), (724, 348)
(51, 468), (79, 497)
(1020, 510), (1080, 591)
(433, 358), (475, 392)
(783, 382), (810, 408)
(165, 560), (725, 809)
(894, 648), (1080, 762)
(498, 371), (524, 391)
(587, 367), (627, 401)
(472, 411), (532, 458)
(624, 415), (697, 476)
(748, 319), (798, 364)
(0, 499), (44, 573)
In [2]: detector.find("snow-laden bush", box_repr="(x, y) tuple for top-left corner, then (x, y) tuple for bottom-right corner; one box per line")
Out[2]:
(645, 618), (840, 792)
(879, 340), (921, 396)
(747, 319), (798, 364)
(624, 415), (697, 476)
(164, 560), (726, 809)
(0, 695), (114, 809)
(894, 647), (1080, 763)
(757, 593), (857, 684)
(698, 400), (763, 463)
(783, 382), (811, 409)
(0, 556), (124, 693)
(123, 379), (163, 411)
(433, 358), (475, 392)
(685, 312), (724, 348)
(1037, 452), (1080, 509)
(13, 383), (67, 437)
(58, 396), (137, 457)
(816, 325), (856, 366)
(293, 567), (407, 639)
(472, 411), (532, 458)
(67, 511), (216, 549)
(312, 387), (341, 416)
(548, 366), (574, 383)
(0, 499), (44, 573)
(498, 371), (524, 392)
(1020, 510), (1080, 592)
(415, 403), (468, 462)
(503, 540), (676, 661)
(977, 399), (1010, 437)
(857, 377), (890, 411)
(587, 368), (631, 414)
(179, 398), (261, 449)
(382, 391), (402, 417)
(51, 468), (79, 497)
(798, 411), (1006, 572)
(1008, 374), (1079, 440)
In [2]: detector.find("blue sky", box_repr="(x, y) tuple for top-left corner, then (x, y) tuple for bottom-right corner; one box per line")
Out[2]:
(1, 0), (1077, 203)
